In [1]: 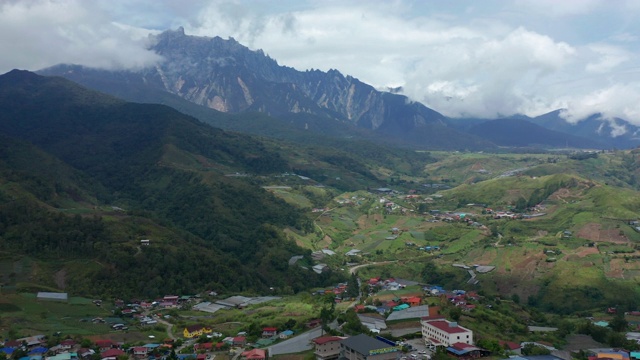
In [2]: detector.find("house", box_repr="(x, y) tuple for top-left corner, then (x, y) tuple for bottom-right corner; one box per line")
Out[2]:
(140, 239), (150, 246)
(3, 341), (21, 349)
(133, 347), (148, 358)
(499, 341), (522, 355)
(77, 348), (95, 359)
(17, 335), (47, 348)
(262, 327), (278, 338)
(183, 324), (213, 338)
(232, 337), (246, 347)
(421, 317), (473, 349)
(393, 304), (410, 311)
(241, 349), (266, 360)
(60, 340), (76, 351)
(94, 340), (114, 352)
(28, 346), (48, 355)
(48, 352), (78, 360)
(279, 330), (294, 339)
(402, 296), (422, 307)
(194, 343), (213, 352)
(313, 336), (345, 360)
(339, 334), (401, 360)
(0, 348), (14, 358)
(446, 342), (490, 358)
(163, 295), (179, 305)
(312, 264), (330, 274)
(101, 349), (125, 360)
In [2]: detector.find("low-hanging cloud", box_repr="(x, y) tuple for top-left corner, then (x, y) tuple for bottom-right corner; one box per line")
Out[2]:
(0, 0), (161, 73)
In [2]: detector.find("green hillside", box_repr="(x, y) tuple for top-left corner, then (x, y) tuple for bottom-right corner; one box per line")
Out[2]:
(0, 70), (358, 297)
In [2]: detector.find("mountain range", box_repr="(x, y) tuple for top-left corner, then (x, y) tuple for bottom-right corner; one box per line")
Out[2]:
(38, 27), (640, 151)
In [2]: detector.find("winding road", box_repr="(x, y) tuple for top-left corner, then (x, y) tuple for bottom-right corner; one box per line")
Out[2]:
(349, 261), (397, 274)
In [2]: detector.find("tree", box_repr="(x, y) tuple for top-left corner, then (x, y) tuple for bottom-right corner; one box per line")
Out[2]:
(522, 344), (550, 356)
(346, 273), (359, 299)
(609, 314), (628, 332)
(449, 307), (462, 322)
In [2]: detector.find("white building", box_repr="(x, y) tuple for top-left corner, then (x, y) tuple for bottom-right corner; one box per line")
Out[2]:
(421, 317), (473, 349)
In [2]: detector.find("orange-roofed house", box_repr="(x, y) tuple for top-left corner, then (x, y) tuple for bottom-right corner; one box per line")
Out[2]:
(242, 349), (266, 360)
(403, 297), (421, 307)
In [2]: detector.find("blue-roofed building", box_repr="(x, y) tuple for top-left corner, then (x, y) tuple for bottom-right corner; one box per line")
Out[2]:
(502, 356), (564, 360)
(446, 342), (489, 358)
(28, 347), (48, 355)
(1, 348), (15, 356)
(177, 354), (197, 360)
(279, 330), (294, 339)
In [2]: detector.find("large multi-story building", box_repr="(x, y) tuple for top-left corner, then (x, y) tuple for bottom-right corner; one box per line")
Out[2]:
(421, 317), (473, 349)
(339, 334), (401, 360)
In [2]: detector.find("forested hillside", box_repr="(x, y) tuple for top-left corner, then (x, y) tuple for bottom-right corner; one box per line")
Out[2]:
(0, 70), (348, 297)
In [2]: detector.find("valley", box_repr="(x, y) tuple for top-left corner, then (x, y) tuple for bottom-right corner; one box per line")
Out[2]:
(4, 148), (640, 360)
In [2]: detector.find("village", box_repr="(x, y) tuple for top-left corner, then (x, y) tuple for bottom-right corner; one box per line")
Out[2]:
(3, 279), (640, 360)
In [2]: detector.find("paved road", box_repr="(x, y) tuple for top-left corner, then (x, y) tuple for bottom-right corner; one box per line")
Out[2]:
(268, 322), (336, 356)
(349, 261), (396, 275)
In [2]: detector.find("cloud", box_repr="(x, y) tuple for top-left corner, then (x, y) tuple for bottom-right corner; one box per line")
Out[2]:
(585, 44), (630, 73)
(0, 0), (161, 73)
(513, 0), (605, 17)
(560, 83), (640, 126)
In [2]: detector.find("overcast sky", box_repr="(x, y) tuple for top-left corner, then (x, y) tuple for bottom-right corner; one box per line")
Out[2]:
(2, 0), (640, 124)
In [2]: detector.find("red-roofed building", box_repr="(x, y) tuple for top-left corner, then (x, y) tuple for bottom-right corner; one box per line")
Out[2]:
(194, 343), (213, 352)
(94, 340), (114, 352)
(242, 349), (266, 360)
(354, 305), (365, 313)
(101, 348), (125, 360)
(313, 336), (344, 360)
(233, 337), (246, 347)
(196, 354), (207, 360)
(262, 327), (278, 338)
(421, 318), (473, 348)
(60, 339), (76, 350)
(499, 341), (521, 355)
(133, 347), (148, 358)
(3, 341), (21, 349)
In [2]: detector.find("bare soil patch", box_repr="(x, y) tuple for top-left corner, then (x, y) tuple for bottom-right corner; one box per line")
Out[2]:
(54, 269), (66, 289)
(577, 223), (629, 244)
(607, 259), (626, 279)
(576, 247), (599, 257)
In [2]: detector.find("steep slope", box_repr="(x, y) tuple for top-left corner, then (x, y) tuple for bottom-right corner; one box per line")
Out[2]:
(467, 118), (605, 149)
(0, 70), (345, 297)
(39, 28), (495, 150)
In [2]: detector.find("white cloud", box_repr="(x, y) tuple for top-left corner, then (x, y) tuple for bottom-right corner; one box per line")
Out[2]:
(513, 0), (605, 17)
(560, 83), (640, 126)
(0, 0), (160, 73)
(585, 44), (630, 73)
